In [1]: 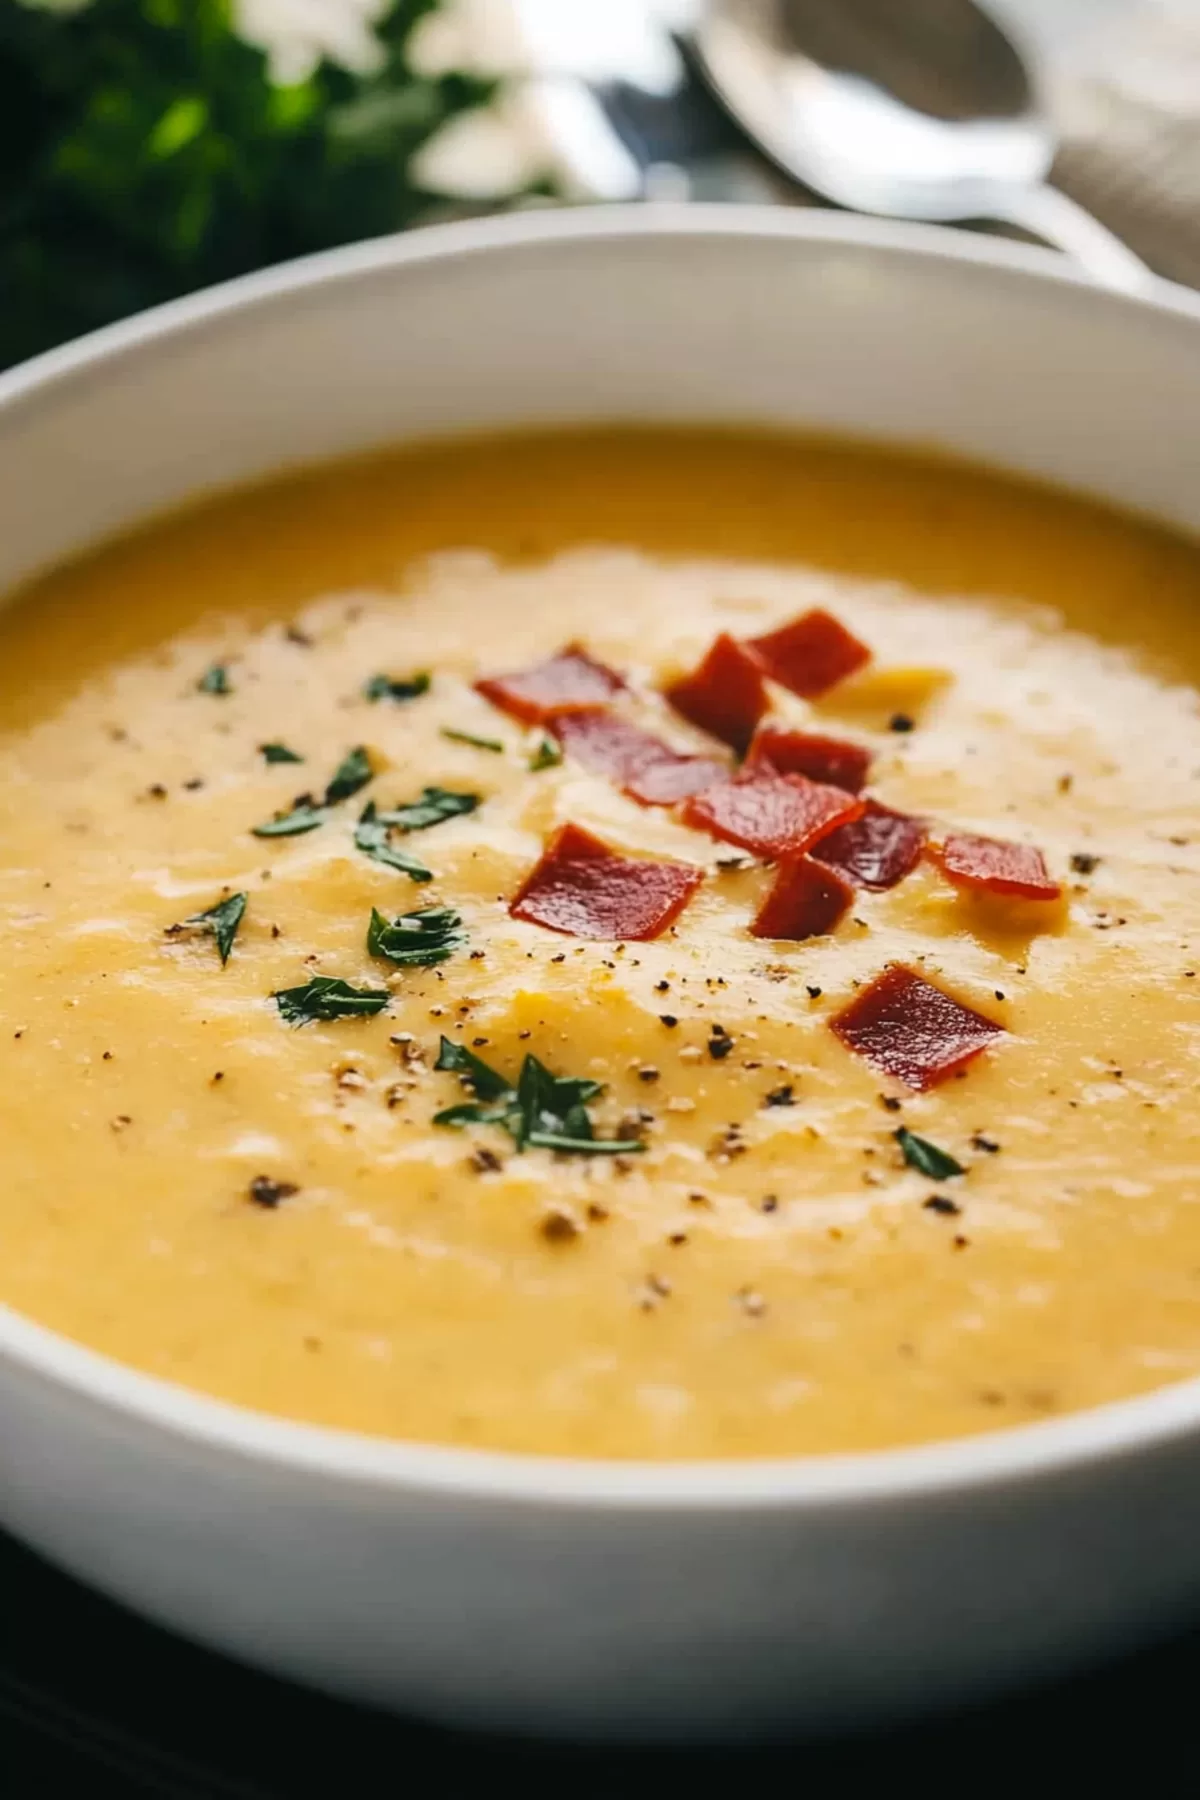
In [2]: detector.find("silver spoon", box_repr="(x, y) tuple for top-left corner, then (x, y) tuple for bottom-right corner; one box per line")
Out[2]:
(687, 0), (1154, 294)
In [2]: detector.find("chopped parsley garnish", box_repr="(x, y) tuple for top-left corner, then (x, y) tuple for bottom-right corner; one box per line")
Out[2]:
(895, 1126), (965, 1180)
(441, 727), (504, 753)
(252, 802), (328, 838)
(324, 746), (374, 805)
(372, 787), (479, 833)
(364, 672), (431, 703)
(197, 663), (231, 695)
(273, 977), (390, 1025)
(433, 1036), (643, 1155)
(354, 802), (434, 881)
(367, 906), (466, 967)
(434, 1037), (516, 1103)
(178, 891), (247, 965)
(513, 1054), (623, 1154)
(529, 737), (562, 771)
(259, 742), (303, 764)
(253, 749), (378, 838)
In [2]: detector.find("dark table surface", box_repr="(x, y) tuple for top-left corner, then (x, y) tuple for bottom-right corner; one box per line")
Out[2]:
(3, 1522), (1198, 1793)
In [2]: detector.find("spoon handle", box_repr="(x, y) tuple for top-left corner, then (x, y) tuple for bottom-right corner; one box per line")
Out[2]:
(986, 184), (1156, 297)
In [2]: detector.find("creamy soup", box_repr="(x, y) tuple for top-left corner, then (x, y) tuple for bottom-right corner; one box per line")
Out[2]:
(1, 428), (1199, 1459)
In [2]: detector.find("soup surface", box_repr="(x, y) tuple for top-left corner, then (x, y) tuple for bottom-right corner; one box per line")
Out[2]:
(2, 428), (1199, 1459)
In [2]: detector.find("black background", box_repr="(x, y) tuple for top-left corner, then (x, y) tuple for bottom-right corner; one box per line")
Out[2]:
(3, 1527), (1197, 1794)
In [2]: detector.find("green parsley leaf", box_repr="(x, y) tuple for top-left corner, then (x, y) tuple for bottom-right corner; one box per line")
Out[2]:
(433, 1037), (643, 1155)
(252, 803), (328, 838)
(197, 664), (231, 695)
(529, 737), (563, 771)
(259, 742), (303, 764)
(525, 1132), (636, 1155)
(364, 672), (431, 703)
(324, 746), (374, 805)
(433, 1100), (516, 1129)
(172, 891), (247, 965)
(512, 1053), (603, 1148)
(441, 727), (504, 753)
(367, 905), (466, 968)
(434, 1036), (514, 1103)
(273, 977), (390, 1026)
(894, 1127), (965, 1180)
(354, 802), (433, 882)
(373, 787), (479, 833)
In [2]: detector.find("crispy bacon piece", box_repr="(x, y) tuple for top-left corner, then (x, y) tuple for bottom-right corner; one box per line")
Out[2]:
(751, 856), (855, 941)
(510, 822), (703, 941)
(812, 800), (926, 891)
(831, 964), (1004, 1091)
(663, 632), (769, 752)
(551, 709), (725, 807)
(748, 608), (870, 699)
(475, 645), (623, 724)
(745, 724), (871, 793)
(550, 709), (660, 779)
(625, 755), (726, 806)
(932, 832), (1061, 901)
(680, 770), (864, 860)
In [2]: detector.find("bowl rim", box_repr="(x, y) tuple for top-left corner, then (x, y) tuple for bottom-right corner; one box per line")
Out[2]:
(7, 200), (1200, 1511)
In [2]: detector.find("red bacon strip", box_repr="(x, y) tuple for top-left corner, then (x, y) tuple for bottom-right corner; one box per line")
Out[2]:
(680, 770), (864, 860)
(747, 608), (870, 699)
(510, 822), (703, 941)
(625, 756), (726, 807)
(931, 832), (1061, 901)
(831, 965), (1004, 1092)
(746, 724), (871, 794)
(551, 709), (662, 779)
(812, 800), (926, 892)
(751, 856), (854, 941)
(551, 709), (725, 808)
(663, 632), (769, 752)
(475, 645), (624, 724)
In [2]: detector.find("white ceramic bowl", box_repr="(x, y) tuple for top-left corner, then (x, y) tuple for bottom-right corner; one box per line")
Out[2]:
(4, 207), (1200, 1744)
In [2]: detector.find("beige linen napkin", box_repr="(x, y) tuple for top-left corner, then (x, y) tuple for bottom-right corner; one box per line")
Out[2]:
(1050, 1), (1200, 285)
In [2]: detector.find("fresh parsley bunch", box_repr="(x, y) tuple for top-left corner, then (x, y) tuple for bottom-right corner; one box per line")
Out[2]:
(0, 0), (495, 368)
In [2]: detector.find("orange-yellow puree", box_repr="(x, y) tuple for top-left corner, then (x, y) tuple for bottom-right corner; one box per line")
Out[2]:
(0, 428), (1198, 1458)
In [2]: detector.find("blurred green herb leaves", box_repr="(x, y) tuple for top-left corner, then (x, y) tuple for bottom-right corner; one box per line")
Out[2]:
(0, 0), (498, 366)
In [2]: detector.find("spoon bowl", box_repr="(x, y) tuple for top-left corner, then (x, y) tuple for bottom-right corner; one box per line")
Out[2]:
(689, 0), (1153, 292)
